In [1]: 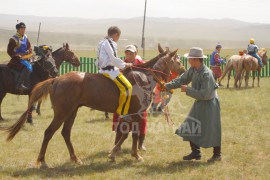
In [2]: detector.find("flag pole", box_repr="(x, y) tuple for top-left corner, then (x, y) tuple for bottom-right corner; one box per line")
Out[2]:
(141, 0), (147, 59)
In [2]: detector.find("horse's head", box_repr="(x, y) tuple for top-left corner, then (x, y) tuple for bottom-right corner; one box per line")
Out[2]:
(37, 56), (59, 78)
(154, 44), (185, 81)
(53, 43), (80, 69)
(259, 48), (268, 65)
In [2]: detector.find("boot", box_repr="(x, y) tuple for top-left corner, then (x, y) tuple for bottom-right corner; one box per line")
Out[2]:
(207, 146), (221, 163)
(16, 68), (31, 91)
(138, 134), (146, 151)
(183, 141), (201, 160)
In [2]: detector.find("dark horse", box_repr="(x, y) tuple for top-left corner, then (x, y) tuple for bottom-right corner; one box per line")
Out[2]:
(0, 56), (58, 121)
(35, 43), (80, 115)
(0, 43), (80, 122)
(0, 45), (185, 168)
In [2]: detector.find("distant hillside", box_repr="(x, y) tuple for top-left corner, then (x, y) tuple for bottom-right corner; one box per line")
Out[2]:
(0, 14), (270, 50)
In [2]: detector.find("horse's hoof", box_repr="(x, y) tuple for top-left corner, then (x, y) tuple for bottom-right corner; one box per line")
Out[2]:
(39, 162), (49, 169)
(108, 153), (116, 162)
(131, 153), (144, 162)
(137, 156), (144, 162)
(74, 158), (83, 165)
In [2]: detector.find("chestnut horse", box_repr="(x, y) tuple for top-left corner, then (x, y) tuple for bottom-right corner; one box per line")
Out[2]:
(0, 45), (184, 168)
(218, 55), (241, 88)
(35, 43), (80, 116)
(235, 49), (268, 88)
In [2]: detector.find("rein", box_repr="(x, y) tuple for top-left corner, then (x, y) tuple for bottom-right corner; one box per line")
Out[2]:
(131, 65), (169, 77)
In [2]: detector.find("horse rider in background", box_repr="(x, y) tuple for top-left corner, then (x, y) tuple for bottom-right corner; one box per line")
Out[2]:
(7, 22), (33, 91)
(247, 38), (263, 68)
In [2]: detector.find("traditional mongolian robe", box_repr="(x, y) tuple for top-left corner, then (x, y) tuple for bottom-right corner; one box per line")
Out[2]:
(165, 65), (221, 148)
(7, 33), (32, 71)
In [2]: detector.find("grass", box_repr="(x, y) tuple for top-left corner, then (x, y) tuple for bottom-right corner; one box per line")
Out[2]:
(0, 69), (269, 179)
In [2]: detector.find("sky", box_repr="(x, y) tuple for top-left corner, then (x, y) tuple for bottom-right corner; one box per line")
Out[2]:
(1, 0), (270, 24)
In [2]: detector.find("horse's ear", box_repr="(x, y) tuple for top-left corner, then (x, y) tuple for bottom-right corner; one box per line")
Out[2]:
(170, 49), (178, 58)
(63, 43), (65, 48)
(158, 43), (164, 53)
(66, 43), (69, 49)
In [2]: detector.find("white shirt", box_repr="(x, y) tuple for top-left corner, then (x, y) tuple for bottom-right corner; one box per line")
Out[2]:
(96, 38), (126, 79)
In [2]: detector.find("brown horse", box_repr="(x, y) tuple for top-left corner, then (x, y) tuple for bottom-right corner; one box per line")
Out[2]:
(0, 45), (185, 168)
(35, 43), (80, 116)
(235, 49), (268, 88)
(218, 55), (241, 88)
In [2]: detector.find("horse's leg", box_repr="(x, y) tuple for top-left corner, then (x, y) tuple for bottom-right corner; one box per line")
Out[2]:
(239, 70), (245, 88)
(131, 116), (143, 161)
(0, 92), (7, 121)
(36, 113), (67, 168)
(61, 108), (82, 164)
(257, 69), (261, 87)
(245, 71), (249, 88)
(227, 69), (232, 88)
(105, 112), (109, 120)
(27, 95), (35, 125)
(36, 100), (42, 116)
(252, 71), (256, 88)
(108, 121), (129, 161)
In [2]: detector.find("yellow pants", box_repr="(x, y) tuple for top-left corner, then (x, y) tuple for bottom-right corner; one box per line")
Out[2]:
(103, 73), (132, 115)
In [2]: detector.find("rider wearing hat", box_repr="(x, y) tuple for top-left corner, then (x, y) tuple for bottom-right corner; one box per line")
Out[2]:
(247, 38), (263, 68)
(7, 22), (33, 91)
(96, 26), (133, 117)
(165, 47), (222, 163)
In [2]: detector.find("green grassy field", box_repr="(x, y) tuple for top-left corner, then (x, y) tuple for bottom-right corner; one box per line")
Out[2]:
(0, 69), (269, 179)
(0, 49), (269, 179)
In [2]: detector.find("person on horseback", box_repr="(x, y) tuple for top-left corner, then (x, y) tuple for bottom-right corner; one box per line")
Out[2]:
(210, 44), (226, 86)
(96, 26), (133, 117)
(247, 38), (263, 68)
(7, 22), (32, 91)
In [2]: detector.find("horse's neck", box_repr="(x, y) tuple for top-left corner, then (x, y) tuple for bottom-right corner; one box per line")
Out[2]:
(52, 49), (64, 69)
(32, 61), (49, 80)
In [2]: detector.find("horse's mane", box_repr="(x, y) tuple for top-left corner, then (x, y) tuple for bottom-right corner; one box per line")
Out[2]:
(52, 47), (63, 55)
(135, 51), (168, 68)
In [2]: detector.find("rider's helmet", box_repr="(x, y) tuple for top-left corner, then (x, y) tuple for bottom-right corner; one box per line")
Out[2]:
(249, 38), (255, 44)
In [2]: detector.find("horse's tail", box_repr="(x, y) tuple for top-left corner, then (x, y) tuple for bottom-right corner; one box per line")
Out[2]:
(235, 57), (245, 85)
(218, 58), (232, 83)
(0, 78), (56, 141)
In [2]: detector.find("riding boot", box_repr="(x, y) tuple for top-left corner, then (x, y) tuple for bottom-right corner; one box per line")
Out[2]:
(138, 134), (146, 151)
(207, 146), (222, 163)
(183, 141), (201, 160)
(16, 68), (31, 91)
